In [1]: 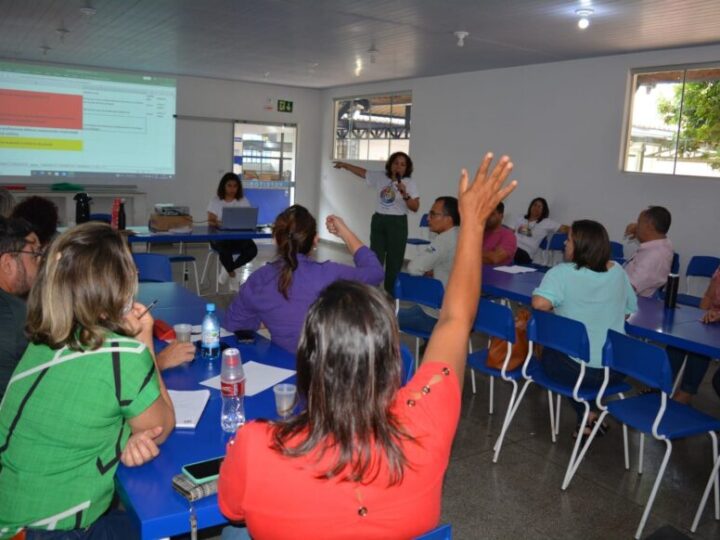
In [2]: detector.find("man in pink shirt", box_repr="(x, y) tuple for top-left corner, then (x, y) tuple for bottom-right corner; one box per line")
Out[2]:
(483, 202), (517, 265)
(623, 206), (673, 297)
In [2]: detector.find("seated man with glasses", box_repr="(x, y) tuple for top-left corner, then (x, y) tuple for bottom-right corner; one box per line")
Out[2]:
(0, 217), (42, 399)
(407, 196), (460, 287)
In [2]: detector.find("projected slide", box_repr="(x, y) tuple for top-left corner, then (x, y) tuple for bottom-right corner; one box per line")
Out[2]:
(0, 62), (176, 179)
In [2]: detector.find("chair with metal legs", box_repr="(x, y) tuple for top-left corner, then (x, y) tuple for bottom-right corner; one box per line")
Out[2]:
(596, 330), (720, 539)
(491, 310), (631, 490)
(132, 253), (173, 282)
(467, 299), (516, 413)
(394, 273), (444, 369)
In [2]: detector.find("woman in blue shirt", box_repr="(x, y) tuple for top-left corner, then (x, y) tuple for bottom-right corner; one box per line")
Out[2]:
(532, 220), (637, 436)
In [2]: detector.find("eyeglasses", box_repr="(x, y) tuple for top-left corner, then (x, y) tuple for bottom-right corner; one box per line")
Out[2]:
(2, 249), (44, 260)
(428, 211), (448, 218)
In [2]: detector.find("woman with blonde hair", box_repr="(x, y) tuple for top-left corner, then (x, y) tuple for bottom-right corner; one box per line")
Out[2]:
(224, 204), (383, 352)
(0, 222), (174, 539)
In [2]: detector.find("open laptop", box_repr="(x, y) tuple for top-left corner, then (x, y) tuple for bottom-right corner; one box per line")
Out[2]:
(218, 207), (259, 230)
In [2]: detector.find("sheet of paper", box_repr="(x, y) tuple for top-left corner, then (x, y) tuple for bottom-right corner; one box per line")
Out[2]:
(200, 361), (295, 397)
(494, 265), (538, 274)
(168, 389), (210, 429)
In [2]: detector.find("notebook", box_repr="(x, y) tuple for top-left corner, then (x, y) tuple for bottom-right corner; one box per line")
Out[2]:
(218, 207), (259, 230)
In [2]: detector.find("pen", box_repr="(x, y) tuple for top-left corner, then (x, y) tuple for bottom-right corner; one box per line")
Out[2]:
(138, 299), (159, 319)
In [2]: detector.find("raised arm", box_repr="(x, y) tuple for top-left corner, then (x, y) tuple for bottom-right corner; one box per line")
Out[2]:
(326, 214), (363, 254)
(333, 161), (367, 179)
(423, 153), (517, 392)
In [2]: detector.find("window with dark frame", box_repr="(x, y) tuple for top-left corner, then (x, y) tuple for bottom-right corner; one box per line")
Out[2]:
(333, 93), (411, 161)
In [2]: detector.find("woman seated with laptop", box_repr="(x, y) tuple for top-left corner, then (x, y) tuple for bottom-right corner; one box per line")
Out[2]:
(223, 204), (384, 353)
(208, 172), (259, 291)
(218, 153), (517, 539)
(0, 222), (174, 539)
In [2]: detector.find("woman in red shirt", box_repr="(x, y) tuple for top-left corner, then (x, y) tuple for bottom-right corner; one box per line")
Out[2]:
(218, 153), (517, 540)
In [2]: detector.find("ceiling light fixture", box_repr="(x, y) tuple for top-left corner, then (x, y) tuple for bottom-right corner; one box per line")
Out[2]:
(368, 45), (378, 64)
(354, 58), (363, 77)
(454, 31), (469, 47)
(575, 8), (594, 29)
(56, 23), (70, 41)
(80, 1), (96, 16)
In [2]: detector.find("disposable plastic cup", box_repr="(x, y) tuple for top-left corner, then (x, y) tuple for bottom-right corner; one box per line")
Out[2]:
(273, 383), (297, 418)
(174, 324), (192, 343)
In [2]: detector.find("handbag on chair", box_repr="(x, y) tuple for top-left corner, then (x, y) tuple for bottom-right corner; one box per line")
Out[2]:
(486, 308), (531, 370)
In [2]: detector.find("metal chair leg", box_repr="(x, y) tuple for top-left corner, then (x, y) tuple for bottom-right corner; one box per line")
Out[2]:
(488, 377), (494, 415)
(492, 379), (531, 463)
(562, 404), (590, 490)
(692, 431), (720, 531)
(623, 424), (630, 470)
(555, 394), (561, 436)
(548, 390), (557, 443)
(639, 434), (645, 475)
(635, 440), (672, 539)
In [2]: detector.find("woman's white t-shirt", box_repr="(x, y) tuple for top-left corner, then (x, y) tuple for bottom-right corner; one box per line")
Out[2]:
(513, 217), (560, 257)
(366, 171), (419, 216)
(207, 197), (251, 220)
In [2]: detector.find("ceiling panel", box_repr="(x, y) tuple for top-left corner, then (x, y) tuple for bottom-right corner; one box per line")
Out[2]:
(0, 0), (718, 88)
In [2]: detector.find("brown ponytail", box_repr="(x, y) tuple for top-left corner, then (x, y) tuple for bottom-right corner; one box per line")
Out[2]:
(274, 205), (317, 299)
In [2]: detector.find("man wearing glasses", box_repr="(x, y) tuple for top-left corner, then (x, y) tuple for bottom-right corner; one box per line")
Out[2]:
(0, 217), (42, 399)
(407, 196), (460, 287)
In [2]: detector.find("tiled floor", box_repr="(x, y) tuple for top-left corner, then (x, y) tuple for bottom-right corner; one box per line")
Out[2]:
(154, 240), (720, 539)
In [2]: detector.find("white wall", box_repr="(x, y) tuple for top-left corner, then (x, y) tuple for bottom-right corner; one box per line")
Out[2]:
(318, 44), (720, 275)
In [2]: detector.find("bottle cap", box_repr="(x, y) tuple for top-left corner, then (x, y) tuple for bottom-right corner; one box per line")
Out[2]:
(206, 303), (216, 312)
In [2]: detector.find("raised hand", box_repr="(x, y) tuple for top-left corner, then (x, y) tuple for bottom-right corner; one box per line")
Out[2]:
(457, 152), (517, 234)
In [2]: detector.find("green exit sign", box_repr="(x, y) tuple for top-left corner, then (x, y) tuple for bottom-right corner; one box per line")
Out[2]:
(277, 99), (294, 113)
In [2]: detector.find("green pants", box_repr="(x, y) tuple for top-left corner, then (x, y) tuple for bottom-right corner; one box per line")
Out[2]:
(370, 213), (408, 296)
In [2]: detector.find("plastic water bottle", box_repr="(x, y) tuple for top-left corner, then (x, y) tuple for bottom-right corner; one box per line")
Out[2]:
(201, 303), (220, 361)
(221, 348), (246, 432)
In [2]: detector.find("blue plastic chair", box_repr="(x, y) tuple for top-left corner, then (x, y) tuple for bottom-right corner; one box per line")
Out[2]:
(545, 233), (567, 266)
(394, 273), (444, 367)
(599, 330), (720, 538)
(407, 213), (431, 247)
(686, 255), (720, 294)
(132, 253), (173, 282)
(610, 241), (625, 264)
(495, 310), (631, 489)
(414, 523), (452, 540)
(400, 344), (416, 386)
(467, 300), (524, 460)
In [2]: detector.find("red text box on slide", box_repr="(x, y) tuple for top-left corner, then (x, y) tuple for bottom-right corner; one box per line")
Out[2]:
(0, 89), (83, 129)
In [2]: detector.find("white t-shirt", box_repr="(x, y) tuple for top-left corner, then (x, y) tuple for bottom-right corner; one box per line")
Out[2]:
(207, 197), (251, 220)
(366, 171), (420, 216)
(513, 217), (560, 257)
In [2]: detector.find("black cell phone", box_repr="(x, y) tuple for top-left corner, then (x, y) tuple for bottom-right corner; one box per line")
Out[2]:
(182, 456), (224, 484)
(234, 330), (256, 343)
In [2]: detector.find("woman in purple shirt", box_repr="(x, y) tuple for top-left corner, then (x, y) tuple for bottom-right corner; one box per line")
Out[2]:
(224, 205), (384, 352)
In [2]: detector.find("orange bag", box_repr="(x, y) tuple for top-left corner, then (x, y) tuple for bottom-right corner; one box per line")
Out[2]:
(486, 308), (531, 371)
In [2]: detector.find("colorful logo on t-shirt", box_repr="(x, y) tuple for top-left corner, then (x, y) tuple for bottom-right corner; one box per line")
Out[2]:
(380, 185), (396, 206)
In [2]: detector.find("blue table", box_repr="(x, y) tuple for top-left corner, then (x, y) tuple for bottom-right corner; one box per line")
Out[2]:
(481, 266), (720, 358)
(126, 226), (272, 245)
(117, 286), (295, 539)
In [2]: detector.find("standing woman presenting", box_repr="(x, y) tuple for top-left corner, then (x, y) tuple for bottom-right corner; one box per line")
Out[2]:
(334, 152), (420, 294)
(208, 172), (259, 290)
